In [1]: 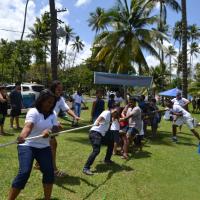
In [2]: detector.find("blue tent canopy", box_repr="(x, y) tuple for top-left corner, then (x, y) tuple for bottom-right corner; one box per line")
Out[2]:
(159, 88), (192, 99)
(94, 72), (153, 88)
(159, 88), (181, 97)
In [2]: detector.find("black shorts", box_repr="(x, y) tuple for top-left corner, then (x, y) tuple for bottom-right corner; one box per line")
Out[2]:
(10, 108), (21, 117)
(110, 130), (120, 144)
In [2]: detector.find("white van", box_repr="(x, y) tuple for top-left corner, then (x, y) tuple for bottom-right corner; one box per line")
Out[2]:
(6, 83), (45, 108)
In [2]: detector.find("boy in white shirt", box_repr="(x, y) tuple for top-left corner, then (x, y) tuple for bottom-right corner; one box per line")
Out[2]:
(165, 100), (200, 143)
(83, 108), (119, 175)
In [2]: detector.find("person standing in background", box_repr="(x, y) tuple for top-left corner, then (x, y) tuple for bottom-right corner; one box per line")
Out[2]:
(0, 85), (8, 135)
(91, 90), (105, 122)
(9, 82), (23, 129)
(114, 91), (124, 106)
(72, 90), (86, 126)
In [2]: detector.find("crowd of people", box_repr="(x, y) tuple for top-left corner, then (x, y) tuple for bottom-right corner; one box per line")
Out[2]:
(0, 82), (199, 199)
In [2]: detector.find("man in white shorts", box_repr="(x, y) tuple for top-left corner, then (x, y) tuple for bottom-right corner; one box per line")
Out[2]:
(165, 100), (200, 143)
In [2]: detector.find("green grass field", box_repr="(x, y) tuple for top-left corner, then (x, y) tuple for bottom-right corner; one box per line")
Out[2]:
(0, 105), (200, 200)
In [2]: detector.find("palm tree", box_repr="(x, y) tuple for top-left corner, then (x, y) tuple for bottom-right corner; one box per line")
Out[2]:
(148, 0), (181, 57)
(28, 14), (51, 85)
(165, 45), (177, 83)
(49, 0), (58, 80)
(71, 36), (85, 67)
(173, 21), (182, 52)
(188, 42), (200, 78)
(149, 64), (170, 91)
(188, 24), (200, 43)
(63, 25), (74, 68)
(181, 0), (188, 97)
(88, 7), (106, 34)
(90, 0), (166, 74)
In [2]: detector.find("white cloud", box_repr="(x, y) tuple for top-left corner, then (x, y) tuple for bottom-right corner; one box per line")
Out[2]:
(0, 0), (69, 41)
(0, 0), (36, 40)
(146, 55), (160, 67)
(75, 0), (92, 7)
(58, 38), (92, 67)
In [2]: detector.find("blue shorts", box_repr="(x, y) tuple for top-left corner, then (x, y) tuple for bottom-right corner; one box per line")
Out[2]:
(127, 127), (139, 136)
(120, 125), (128, 134)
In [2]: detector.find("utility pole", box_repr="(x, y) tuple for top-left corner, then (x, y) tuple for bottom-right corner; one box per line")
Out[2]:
(49, 0), (67, 80)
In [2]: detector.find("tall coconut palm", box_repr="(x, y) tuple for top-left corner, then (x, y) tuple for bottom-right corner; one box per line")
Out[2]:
(165, 45), (177, 83)
(71, 36), (85, 67)
(49, 0), (58, 80)
(63, 25), (74, 69)
(188, 42), (200, 79)
(88, 7), (106, 34)
(188, 24), (200, 43)
(181, 0), (188, 97)
(90, 0), (166, 74)
(148, 0), (181, 56)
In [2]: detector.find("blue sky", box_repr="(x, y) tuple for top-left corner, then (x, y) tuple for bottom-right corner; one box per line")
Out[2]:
(0, 0), (199, 66)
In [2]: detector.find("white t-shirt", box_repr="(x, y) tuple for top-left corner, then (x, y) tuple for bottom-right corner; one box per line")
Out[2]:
(73, 94), (84, 104)
(114, 96), (124, 104)
(110, 119), (120, 131)
(54, 96), (69, 115)
(171, 97), (189, 107)
(172, 104), (191, 119)
(91, 110), (111, 136)
(19, 108), (58, 148)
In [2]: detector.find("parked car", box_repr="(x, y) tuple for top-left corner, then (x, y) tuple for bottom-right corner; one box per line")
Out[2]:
(6, 83), (45, 108)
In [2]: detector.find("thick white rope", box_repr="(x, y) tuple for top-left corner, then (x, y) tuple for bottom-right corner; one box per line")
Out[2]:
(0, 124), (93, 148)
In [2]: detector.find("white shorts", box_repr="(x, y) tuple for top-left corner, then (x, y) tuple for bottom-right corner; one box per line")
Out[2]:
(173, 117), (194, 130)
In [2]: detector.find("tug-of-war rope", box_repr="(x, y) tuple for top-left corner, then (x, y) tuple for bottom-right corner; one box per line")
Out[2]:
(0, 124), (93, 148)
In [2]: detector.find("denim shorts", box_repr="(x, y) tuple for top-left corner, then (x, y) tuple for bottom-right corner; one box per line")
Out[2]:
(127, 127), (139, 136)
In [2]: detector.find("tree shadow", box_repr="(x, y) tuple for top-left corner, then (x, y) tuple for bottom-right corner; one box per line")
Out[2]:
(54, 174), (96, 193)
(83, 162), (133, 200)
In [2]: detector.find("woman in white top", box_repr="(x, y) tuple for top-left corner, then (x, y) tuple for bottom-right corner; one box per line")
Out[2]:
(49, 81), (80, 177)
(8, 89), (58, 200)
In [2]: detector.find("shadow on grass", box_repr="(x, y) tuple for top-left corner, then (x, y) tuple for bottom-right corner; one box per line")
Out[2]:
(146, 131), (194, 147)
(54, 174), (96, 193)
(83, 163), (133, 200)
(131, 150), (152, 159)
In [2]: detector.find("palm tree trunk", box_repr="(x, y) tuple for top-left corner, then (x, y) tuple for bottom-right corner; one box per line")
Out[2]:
(181, 0), (188, 98)
(63, 45), (68, 69)
(20, 0), (29, 41)
(49, 0), (58, 80)
(72, 51), (77, 68)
